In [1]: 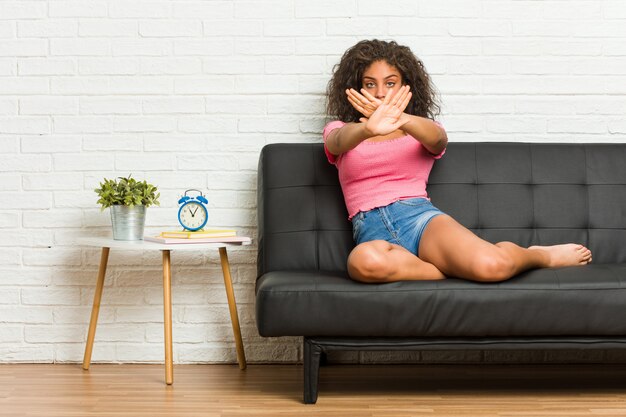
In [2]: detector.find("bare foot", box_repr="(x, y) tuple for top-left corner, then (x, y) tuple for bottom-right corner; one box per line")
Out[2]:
(528, 244), (592, 268)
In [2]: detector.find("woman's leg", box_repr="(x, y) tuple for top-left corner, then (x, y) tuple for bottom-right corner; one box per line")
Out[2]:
(347, 240), (446, 283)
(418, 215), (592, 282)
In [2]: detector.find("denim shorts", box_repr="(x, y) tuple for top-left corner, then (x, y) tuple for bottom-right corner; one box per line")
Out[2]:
(351, 198), (446, 256)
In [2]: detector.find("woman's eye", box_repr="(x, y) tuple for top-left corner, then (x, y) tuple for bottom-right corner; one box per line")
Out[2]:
(386, 82), (396, 88)
(365, 82), (375, 88)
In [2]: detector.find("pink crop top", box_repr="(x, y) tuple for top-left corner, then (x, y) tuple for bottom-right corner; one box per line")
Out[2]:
(323, 120), (446, 220)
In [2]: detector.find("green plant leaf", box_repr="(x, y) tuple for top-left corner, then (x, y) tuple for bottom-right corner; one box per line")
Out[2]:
(94, 174), (160, 210)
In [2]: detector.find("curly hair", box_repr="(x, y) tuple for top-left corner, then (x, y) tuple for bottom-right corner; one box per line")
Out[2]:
(326, 39), (441, 123)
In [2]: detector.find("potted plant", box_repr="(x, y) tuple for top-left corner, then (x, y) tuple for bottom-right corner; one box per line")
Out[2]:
(94, 175), (160, 240)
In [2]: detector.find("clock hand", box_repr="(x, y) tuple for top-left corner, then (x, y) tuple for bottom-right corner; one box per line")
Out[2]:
(191, 207), (198, 216)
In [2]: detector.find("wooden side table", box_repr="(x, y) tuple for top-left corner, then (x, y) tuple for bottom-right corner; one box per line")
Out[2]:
(79, 236), (251, 384)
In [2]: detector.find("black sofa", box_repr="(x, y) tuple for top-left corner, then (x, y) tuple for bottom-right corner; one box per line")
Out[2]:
(255, 142), (626, 404)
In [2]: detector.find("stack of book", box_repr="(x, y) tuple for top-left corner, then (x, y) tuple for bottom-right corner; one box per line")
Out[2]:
(144, 229), (250, 244)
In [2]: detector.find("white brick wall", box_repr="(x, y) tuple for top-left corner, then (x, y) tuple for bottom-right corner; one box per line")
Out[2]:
(1, 0), (626, 365)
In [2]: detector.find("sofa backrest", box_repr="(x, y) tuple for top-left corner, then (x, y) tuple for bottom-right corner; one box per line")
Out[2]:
(257, 143), (353, 276)
(257, 142), (626, 276)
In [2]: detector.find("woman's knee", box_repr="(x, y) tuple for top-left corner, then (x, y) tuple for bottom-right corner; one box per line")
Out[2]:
(347, 241), (393, 283)
(470, 250), (516, 282)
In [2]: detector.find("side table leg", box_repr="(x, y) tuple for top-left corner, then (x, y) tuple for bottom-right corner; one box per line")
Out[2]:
(219, 247), (247, 370)
(83, 247), (110, 370)
(162, 250), (174, 385)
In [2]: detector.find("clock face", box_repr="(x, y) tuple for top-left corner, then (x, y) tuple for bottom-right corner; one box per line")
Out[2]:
(178, 201), (207, 230)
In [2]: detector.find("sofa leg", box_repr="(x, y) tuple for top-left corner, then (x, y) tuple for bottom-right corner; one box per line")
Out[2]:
(303, 338), (323, 404)
(320, 351), (328, 366)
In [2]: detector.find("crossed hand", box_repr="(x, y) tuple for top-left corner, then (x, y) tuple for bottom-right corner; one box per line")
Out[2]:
(345, 85), (412, 137)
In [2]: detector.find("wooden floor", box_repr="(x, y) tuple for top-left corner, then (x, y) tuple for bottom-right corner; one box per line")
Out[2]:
(1, 363), (626, 416)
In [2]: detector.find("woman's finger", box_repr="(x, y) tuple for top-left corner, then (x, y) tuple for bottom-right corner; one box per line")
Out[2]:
(346, 89), (361, 104)
(400, 85), (411, 105)
(392, 85), (409, 107)
(399, 91), (412, 112)
(360, 89), (382, 105)
(389, 85), (403, 107)
(348, 89), (372, 110)
(350, 88), (375, 107)
(349, 90), (379, 116)
(347, 90), (366, 108)
(347, 94), (362, 110)
(347, 89), (366, 107)
(383, 88), (393, 105)
(347, 95), (370, 116)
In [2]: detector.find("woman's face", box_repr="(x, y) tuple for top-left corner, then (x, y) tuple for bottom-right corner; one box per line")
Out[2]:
(361, 60), (403, 100)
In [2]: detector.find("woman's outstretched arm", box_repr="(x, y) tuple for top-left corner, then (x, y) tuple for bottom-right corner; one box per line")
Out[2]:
(354, 87), (447, 156)
(400, 115), (448, 156)
(325, 122), (373, 157)
(327, 86), (413, 156)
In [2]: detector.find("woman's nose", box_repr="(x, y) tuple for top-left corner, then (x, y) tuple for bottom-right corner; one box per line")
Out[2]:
(375, 86), (386, 99)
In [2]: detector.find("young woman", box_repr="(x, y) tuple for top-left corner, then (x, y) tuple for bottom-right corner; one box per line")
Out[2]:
(324, 39), (592, 283)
